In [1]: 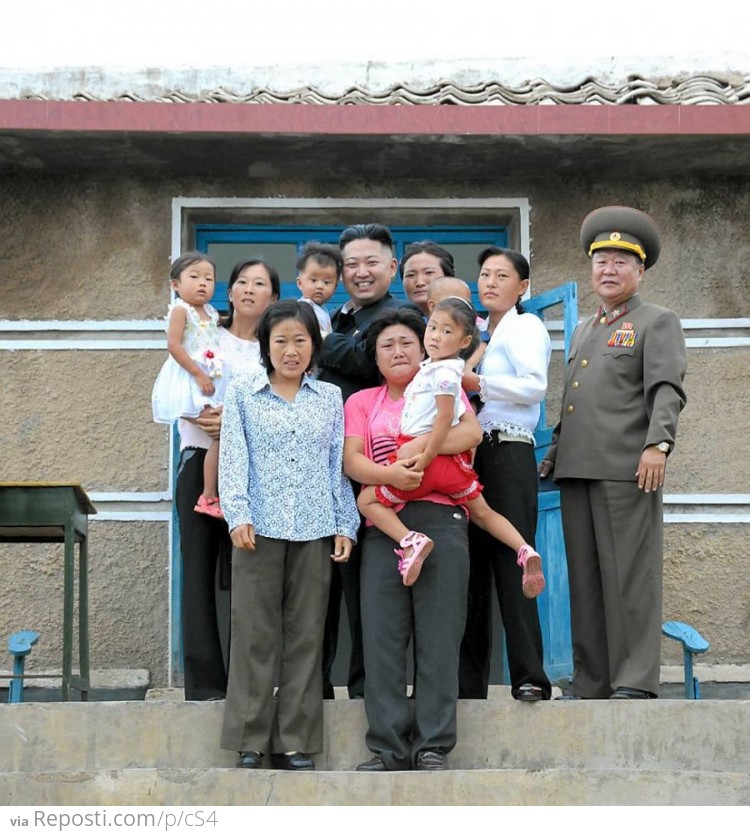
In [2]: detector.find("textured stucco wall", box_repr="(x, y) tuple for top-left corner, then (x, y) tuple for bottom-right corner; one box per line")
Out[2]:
(1, 166), (748, 683)
(0, 522), (170, 686)
(4, 351), (168, 490)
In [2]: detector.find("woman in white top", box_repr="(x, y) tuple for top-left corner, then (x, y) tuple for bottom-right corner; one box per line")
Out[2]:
(176, 257), (279, 700)
(460, 247), (553, 702)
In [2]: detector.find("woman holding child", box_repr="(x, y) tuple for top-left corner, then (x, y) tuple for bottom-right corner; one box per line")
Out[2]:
(176, 256), (279, 701)
(344, 307), (482, 772)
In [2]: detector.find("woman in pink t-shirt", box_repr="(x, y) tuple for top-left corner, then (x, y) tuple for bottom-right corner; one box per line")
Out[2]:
(343, 307), (481, 773)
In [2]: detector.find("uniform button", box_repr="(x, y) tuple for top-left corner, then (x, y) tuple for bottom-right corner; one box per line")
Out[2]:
(600, 316), (607, 324)
(567, 405), (574, 413)
(572, 381), (580, 389)
(581, 359), (588, 367)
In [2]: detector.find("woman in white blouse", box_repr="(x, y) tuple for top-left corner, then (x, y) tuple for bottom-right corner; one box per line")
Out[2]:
(460, 247), (553, 702)
(176, 258), (279, 701)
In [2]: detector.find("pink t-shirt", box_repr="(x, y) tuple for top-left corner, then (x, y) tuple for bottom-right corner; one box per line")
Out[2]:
(344, 384), (472, 512)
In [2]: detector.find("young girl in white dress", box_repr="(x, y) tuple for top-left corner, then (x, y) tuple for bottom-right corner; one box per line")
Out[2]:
(152, 252), (228, 519)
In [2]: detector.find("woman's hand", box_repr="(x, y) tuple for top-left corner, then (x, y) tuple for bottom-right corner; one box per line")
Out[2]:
(538, 459), (554, 479)
(385, 459), (424, 491)
(462, 370), (481, 395)
(194, 405), (223, 440)
(331, 535), (354, 563)
(230, 524), (256, 550)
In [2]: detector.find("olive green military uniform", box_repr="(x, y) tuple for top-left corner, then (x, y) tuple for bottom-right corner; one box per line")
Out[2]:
(546, 206), (687, 699)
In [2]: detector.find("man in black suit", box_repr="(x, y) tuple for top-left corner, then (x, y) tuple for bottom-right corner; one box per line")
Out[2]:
(319, 223), (414, 698)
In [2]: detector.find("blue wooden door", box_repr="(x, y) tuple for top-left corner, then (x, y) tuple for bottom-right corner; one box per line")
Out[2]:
(523, 283), (578, 681)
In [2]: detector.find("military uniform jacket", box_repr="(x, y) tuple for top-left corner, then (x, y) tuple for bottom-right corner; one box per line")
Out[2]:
(548, 294), (687, 481)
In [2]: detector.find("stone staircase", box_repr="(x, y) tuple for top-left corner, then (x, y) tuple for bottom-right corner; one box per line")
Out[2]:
(1, 697), (749, 805)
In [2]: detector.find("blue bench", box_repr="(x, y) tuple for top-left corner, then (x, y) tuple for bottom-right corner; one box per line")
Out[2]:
(6, 630), (40, 703)
(662, 620), (710, 700)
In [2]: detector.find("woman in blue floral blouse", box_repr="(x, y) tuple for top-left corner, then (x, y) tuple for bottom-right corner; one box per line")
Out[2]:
(218, 300), (360, 772)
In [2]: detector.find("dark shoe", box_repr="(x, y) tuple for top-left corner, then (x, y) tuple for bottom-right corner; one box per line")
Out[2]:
(270, 752), (315, 771)
(236, 750), (263, 769)
(416, 749), (447, 771)
(356, 755), (388, 772)
(555, 693), (584, 700)
(515, 683), (545, 702)
(610, 686), (656, 700)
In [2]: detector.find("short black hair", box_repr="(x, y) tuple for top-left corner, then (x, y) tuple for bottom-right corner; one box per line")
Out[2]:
(400, 241), (455, 279)
(223, 258), (281, 328)
(477, 247), (530, 315)
(257, 300), (322, 375)
(363, 307), (426, 367)
(339, 223), (394, 254)
(296, 242), (343, 277)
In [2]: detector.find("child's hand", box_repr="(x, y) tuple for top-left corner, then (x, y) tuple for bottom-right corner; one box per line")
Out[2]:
(195, 371), (215, 396)
(410, 451), (434, 474)
(231, 524), (256, 550)
(331, 535), (353, 563)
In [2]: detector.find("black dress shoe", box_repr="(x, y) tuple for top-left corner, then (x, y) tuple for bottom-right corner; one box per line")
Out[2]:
(416, 749), (447, 770)
(236, 751), (263, 769)
(270, 752), (315, 771)
(610, 686), (656, 699)
(515, 683), (545, 702)
(356, 756), (388, 772)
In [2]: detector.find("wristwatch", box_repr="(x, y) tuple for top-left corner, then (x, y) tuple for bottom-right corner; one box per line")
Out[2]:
(654, 441), (670, 454)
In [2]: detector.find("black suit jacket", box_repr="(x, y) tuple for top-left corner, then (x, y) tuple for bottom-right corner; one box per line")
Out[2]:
(317, 293), (418, 402)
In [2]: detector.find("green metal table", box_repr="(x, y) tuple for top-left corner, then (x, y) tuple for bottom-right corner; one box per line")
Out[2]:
(0, 482), (96, 700)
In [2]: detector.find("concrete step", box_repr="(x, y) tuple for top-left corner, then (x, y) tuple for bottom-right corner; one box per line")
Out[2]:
(2, 699), (749, 776)
(2, 767), (749, 806)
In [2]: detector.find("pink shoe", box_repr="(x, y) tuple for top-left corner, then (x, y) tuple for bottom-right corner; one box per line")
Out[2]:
(517, 544), (545, 598)
(395, 531), (434, 587)
(195, 495), (225, 520)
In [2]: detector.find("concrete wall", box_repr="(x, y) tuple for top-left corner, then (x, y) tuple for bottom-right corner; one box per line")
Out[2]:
(1, 167), (748, 686)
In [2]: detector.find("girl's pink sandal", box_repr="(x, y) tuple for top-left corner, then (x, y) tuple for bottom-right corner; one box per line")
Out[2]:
(395, 531), (434, 587)
(194, 495), (225, 520)
(517, 544), (545, 599)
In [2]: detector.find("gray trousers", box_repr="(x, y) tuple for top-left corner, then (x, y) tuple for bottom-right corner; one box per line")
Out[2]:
(560, 479), (663, 698)
(360, 502), (470, 770)
(220, 536), (332, 754)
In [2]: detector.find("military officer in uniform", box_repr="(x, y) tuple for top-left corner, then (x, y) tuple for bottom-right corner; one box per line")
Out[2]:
(540, 206), (687, 700)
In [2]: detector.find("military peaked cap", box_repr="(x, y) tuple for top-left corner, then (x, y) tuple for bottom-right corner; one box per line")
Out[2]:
(581, 205), (661, 270)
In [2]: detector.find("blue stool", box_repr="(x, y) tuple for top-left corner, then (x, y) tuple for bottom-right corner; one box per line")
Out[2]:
(662, 621), (709, 700)
(7, 630), (40, 703)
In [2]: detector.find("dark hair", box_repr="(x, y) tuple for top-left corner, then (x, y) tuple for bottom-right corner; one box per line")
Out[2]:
(223, 258), (281, 329)
(339, 223), (395, 254)
(432, 297), (480, 360)
(296, 241), (343, 277)
(169, 251), (215, 282)
(257, 300), (322, 375)
(477, 246), (530, 315)
(363, 307), (427, 368)
(400, 241), (455, 279)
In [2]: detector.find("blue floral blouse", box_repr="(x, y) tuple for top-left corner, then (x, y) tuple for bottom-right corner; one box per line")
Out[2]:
(219, 369), (360, 542)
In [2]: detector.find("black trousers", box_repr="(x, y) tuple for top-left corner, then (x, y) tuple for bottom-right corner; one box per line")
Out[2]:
(322, 525), (365, 699)
(458, 437), (551, 699)
(360, 502), (469, 770)
(175, 447), (229, 701)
